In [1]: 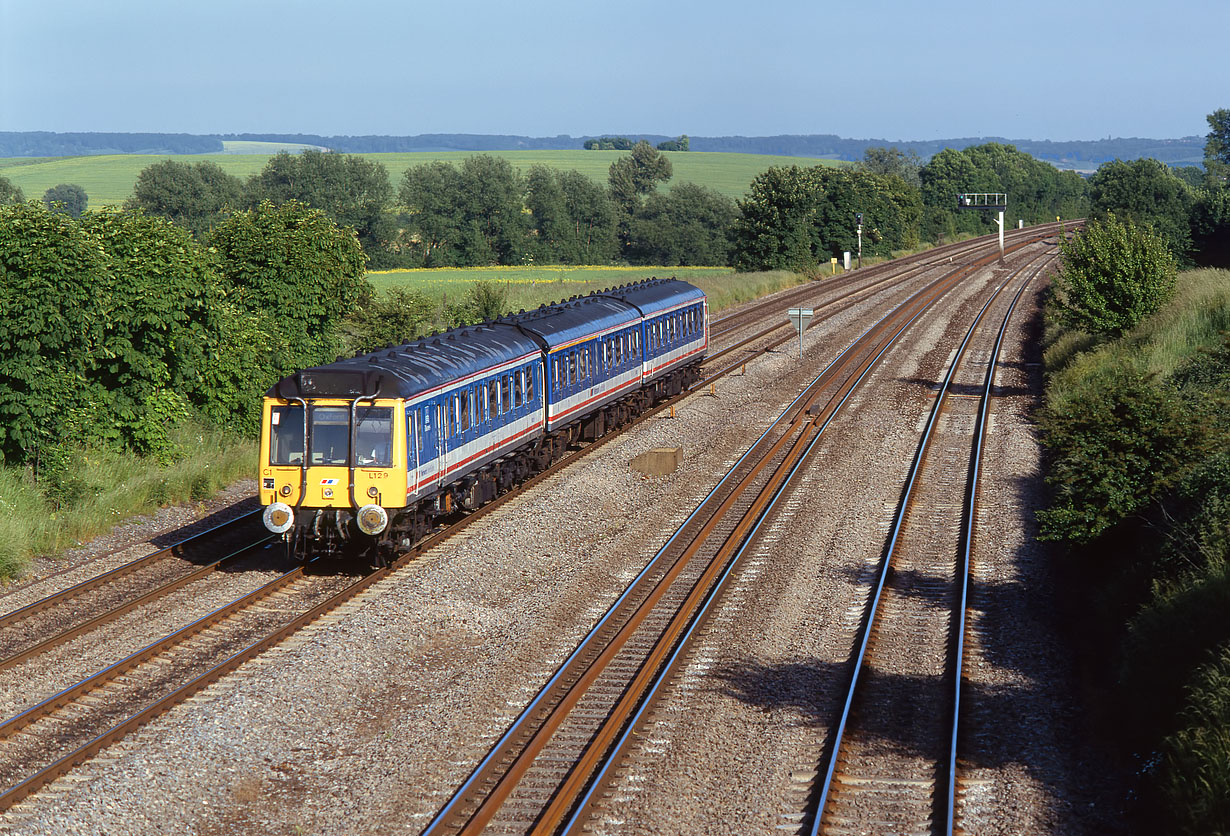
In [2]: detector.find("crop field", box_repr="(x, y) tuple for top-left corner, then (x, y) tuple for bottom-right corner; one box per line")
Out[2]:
(368, 264), (809, 315)
(0, 149), (845, 207)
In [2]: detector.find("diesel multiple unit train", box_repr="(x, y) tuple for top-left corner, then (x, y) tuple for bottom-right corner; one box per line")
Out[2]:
(259, 277), (708, 561)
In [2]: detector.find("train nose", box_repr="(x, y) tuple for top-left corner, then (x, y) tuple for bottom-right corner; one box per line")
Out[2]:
(263, 502), (295, 534)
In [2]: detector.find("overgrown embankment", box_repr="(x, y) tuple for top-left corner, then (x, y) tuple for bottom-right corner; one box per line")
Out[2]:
(1038, 266), (1230, 833)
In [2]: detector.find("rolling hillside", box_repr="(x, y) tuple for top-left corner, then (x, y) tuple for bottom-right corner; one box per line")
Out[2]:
(0, 149), (845, 207)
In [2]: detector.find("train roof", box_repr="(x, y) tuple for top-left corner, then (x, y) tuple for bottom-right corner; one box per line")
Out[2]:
(600, 276), (706, 316)
(508, 294), (639, 351)
(265, 277), (707, 401)
(268, 322), (540, 401)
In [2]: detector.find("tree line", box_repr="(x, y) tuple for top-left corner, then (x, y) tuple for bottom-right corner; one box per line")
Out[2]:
(1, 131), (1210, 168)
(9, 127), (1227, 283)
(0, 199), (367, 480)
(112, 143), (738, 270)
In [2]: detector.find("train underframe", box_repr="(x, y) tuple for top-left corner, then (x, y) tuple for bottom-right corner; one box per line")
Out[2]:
(287, 361), (703, 565)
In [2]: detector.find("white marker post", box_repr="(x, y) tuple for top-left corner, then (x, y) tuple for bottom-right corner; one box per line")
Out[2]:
(788, 308), (814, 359)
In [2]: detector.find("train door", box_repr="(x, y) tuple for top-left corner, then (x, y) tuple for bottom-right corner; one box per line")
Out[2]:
(438, 398), (451, 484)
(407, 409), (420, 496)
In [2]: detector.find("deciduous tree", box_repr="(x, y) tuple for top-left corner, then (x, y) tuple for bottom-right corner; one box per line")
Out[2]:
(126, 159), (243, 238)
(1050, 213), (1177, 338)
(211, 200), (368, 374)
(859, 146), (921, 189)
(731, 165), (920, 272)
(78, 210), (213, 458)
(0, 202), (107, 463)
(524, 166), (617, 264)
(1205, 108), (1230, 185)
(246, 150), (392, 255)
(629, 183), (735, 266)
(1089, 158), (1193, 260)
(0, 175), (23, 206)
(42, 184), (88, 218)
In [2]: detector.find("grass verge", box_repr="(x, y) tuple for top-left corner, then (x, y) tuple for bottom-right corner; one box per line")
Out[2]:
(0, 421), (254, 582)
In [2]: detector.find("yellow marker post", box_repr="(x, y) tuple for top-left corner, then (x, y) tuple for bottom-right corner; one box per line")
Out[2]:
(830, 257), (838, 275)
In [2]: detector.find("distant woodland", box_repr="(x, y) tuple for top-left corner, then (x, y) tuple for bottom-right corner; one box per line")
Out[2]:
(0, 131), (1207, 168)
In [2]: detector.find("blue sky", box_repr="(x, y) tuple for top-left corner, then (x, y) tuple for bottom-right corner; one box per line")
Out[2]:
(1, 0), (1225, 141)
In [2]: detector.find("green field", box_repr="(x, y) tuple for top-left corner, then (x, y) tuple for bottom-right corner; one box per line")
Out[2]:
(0, 149), (846, 207)
(368, 264), (808, 315)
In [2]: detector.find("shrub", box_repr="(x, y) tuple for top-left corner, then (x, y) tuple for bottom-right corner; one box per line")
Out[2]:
(464, 280), (511, 322)
(1037, 363), (1201, 544)
(342, 285), (435, 355)
(1050, 213), (1178, 338)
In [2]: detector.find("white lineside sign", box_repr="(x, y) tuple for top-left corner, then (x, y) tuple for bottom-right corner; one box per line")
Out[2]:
(788, 308), (814, 359)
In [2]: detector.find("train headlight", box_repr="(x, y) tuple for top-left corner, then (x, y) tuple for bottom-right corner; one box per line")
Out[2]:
(263, 502), (294, 535)
(367, 486), (379, 498)
(356, 503), (388, 536)
(279, 484), (292, 497)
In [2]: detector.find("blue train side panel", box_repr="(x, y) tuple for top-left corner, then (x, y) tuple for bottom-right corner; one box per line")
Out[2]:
(510, 295), (644, 433)
(601, 278), (708, 384)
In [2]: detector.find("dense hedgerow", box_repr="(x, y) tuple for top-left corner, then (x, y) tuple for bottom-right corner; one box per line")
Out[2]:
(1039, 266), (1230, 829)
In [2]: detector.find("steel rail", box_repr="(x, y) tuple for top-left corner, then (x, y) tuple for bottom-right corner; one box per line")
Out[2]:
(421, 234), (1037, 836)
(0, 534), (276, 672)
(0, 510), (262, 628)
(0, 563), (305, 743)
(944, 255), (1051, 835)
(706, 221), (1070, 335)
(809, 248), (1056, 835)
(554, 242), (974, 836)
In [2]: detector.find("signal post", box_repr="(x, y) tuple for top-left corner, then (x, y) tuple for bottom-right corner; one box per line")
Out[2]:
(957, 193), (1008, 263)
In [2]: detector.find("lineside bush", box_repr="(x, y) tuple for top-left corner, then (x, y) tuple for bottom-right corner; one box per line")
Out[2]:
(1039, 266), (1230, 829)
(1050, 213), (1177, 338)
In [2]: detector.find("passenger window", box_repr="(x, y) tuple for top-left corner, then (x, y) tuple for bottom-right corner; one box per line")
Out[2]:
(502, 375), (512, 410)
(270, 405), (305, 465)
(355, 406), (393, 467)
(514, 370), (524, 408)
(444, 399), (453, 440)
(527, 366), (535, 402)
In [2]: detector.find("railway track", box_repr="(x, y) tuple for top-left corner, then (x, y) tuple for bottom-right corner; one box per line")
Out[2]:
(0, 223), (1070, 818)
(809, 250), (1052, 835)
(417, 230), (1056, 836)
(0, 513), (269, 674)
(702, 223), (1071, 379)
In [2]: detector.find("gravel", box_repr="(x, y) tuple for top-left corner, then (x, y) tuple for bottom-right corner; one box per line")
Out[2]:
(0, 247), (1125, 835)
